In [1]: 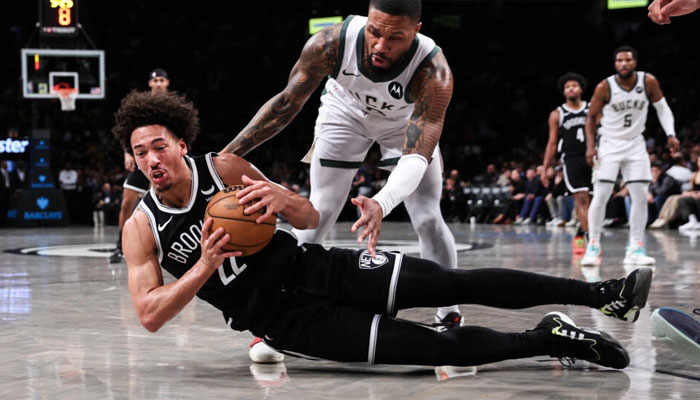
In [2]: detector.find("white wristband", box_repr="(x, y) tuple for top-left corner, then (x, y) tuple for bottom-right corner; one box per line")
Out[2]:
(653, 97), (676, 137)
(372, 154), (429, 217)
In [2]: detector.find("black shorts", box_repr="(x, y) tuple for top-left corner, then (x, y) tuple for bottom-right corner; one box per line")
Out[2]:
(562, 154), (592, 194)
(260, 244), (406, 363)
(123, 169), (149, 194)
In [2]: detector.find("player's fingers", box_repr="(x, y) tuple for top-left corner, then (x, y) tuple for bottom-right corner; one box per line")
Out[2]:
(368, 231), (379, 257)
(352, 215), (368, 233)
(221, 250), (242, 258)
(214, 233), (231, 249)
(256, 207), (275, 224)
(208, 227), (225, 243)
(241, 174), (258, 185)
(202, 218), (213, 241)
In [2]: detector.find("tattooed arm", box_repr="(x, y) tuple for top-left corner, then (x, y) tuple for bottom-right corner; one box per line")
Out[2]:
(221, 23), (341, 156)
(402, 50), (454, 160)
(352, 50), (453, 255)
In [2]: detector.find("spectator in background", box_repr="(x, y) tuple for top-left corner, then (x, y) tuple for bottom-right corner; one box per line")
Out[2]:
(665, 153), (692, 190)
(441, 173), (466, 223)
(492, 169), (526, 224)
(545, 167), (567, 226)
(647, 163), (681, 223)
(93, 182), (121, 227)
(9, 160), (27, 192)
(480, 163), (500, 185)
(678, 157), (700, 230)
(515, 167), (546, 225)
(59, 161), (80, 224)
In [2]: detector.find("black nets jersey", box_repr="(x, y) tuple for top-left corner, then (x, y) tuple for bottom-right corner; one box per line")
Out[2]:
(138, 153), (301, 334)
(556, 101), (589, 157)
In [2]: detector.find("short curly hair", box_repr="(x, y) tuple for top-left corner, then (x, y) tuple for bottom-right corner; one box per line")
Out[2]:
(557, 72), (587, 94)
(112, 90), (199, 155)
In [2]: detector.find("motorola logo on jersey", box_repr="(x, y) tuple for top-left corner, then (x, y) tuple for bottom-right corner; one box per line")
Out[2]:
(635, 87), (643, 93)
(387, 82), (403, 99)
(358, 250), (389, 269)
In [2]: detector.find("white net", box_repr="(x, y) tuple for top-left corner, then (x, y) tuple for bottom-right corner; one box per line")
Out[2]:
(57, 89), (78, 111)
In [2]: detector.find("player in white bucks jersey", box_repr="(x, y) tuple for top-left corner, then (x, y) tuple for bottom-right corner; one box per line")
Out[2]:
(542, 73), (592, 255)
(582, 46), (680, 266)
(225, 0), (463, 337)
(114, 90), (654, 371)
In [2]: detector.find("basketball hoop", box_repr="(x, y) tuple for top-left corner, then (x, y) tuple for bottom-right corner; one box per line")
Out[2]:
(54, 83), (78, 111)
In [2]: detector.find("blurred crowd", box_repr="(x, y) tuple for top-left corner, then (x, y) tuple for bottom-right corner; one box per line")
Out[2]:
(1, 2), (699, 227)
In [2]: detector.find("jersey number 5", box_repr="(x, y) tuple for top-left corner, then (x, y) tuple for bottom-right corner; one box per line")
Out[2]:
(623, 114), (632, 128)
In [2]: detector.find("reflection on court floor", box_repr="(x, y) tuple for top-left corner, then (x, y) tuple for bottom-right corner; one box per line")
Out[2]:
(0, 223), (698, 399)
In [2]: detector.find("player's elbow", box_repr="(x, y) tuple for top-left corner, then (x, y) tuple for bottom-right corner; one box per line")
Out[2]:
(139, 314), (164, 333)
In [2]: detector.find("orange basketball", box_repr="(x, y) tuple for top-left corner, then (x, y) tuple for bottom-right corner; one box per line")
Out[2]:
(204, 185), (276, 256)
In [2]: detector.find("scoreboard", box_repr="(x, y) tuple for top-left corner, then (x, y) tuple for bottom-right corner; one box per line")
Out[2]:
(40, 0), (79, 37)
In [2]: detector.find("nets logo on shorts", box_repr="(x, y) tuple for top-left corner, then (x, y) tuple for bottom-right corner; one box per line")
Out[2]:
(359, 250), (389, 269)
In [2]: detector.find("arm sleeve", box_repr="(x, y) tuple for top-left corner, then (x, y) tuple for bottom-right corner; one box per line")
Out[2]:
(653, 97), (676, 137)
(372, 154), (429, 217)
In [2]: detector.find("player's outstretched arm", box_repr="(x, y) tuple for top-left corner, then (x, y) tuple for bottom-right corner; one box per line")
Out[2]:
(222, 23), (342, 156)
(541, 109), (561, 187)
(585, 80), (608, 166)
(353, 51), (453, 255)
(124, 212), (238, 332)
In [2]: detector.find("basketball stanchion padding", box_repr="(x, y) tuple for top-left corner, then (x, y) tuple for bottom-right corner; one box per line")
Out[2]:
(205, 185), (276, 256)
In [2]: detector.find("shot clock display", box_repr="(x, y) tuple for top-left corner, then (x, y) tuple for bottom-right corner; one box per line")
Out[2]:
(39, 0), (79, 37)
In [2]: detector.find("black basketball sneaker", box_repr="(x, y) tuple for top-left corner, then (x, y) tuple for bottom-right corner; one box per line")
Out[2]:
(596, 268), (653, 323)
(536, 311), (629, 369)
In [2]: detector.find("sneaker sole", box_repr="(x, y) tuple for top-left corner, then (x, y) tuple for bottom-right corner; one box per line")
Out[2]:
(650, 308), (700, 364)
(626, 268), (653, 322)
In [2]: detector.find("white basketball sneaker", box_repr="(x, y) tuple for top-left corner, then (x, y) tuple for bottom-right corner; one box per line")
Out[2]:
(249, 337), (284, 363)
(580, 242), (602, 266)
(623, 242), (655, 265)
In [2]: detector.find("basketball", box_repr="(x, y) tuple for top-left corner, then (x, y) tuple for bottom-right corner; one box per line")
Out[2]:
(204, 185), (276, 256)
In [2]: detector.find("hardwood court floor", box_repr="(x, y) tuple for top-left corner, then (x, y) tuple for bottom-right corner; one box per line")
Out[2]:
(1, 222), (698, 399)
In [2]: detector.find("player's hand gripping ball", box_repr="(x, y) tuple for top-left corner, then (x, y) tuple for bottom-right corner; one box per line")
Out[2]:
(205, 185), (276, 256)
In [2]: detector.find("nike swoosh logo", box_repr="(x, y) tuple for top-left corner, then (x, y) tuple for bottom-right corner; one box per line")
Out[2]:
(342, 69), (361, 77)
(157, 216), (173, 232)
(201, 185), (215, 195)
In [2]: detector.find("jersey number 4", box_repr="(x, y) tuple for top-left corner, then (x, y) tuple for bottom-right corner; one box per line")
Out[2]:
(576, 128), (584, 143)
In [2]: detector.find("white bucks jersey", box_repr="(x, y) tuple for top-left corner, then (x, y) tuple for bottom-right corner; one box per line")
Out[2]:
(599, 71), (649, 140)
(321, 15), (440, 125)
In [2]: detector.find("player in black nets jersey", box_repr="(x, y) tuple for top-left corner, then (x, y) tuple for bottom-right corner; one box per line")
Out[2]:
(542, 73), (592, 255)
(113, 90), (653, 370)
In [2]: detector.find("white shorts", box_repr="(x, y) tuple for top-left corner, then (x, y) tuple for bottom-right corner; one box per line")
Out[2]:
(302, 103), (439, 169)
(594, 135), (651, 184)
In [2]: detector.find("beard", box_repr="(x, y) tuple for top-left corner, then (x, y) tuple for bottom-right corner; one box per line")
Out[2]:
(618, 70), (634, 79)
(567, 95), (579, 102)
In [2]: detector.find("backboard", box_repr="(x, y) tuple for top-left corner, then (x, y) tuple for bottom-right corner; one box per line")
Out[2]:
(21, 48), (105, 99)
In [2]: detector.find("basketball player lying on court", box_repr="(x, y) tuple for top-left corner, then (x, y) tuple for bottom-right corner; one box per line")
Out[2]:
(114, 90), (653, 369)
